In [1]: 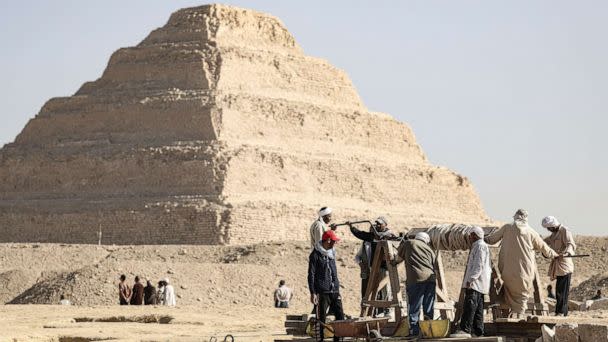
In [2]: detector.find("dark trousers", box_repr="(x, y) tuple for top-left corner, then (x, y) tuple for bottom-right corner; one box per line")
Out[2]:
(275, 300), (289, 308)
(460, 288), (484, 336)
(556, 273), (572, 316)
(317, 292), (345, 342)
(407, 281), (436, 336)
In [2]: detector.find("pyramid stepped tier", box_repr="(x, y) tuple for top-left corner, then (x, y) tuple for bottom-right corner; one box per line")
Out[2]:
(0, 4), (491, 245)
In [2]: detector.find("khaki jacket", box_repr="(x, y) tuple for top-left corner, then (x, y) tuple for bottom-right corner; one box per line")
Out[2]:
(544, 226), (576, 279)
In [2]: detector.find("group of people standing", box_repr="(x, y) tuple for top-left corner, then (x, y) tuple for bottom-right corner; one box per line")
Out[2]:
(118, 274), (176, 306)
(307, 206), (578, 340)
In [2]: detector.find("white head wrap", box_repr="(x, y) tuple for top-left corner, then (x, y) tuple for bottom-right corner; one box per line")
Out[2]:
(542, 216), (560, 228)
(163, 278), (170, 284)
(470, 226), (484, 239)
(513, 209), (528, 223)
(415, 232), (430, 244)
(318, 207), (332, 217)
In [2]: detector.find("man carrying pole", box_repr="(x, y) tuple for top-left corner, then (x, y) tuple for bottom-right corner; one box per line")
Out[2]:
(542, 215), (577, 316)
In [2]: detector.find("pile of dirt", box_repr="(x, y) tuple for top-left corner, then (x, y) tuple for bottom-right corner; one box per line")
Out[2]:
(570, 273), (608, 301)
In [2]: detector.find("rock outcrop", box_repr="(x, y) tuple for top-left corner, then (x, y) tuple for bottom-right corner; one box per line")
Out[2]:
(0, 4), (490, 244)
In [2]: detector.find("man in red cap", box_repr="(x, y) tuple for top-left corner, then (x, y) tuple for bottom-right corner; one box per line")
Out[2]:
(308, 230), (344, 342)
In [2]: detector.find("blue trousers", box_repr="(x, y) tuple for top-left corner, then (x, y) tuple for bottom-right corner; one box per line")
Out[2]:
(407, 281), (436, 335)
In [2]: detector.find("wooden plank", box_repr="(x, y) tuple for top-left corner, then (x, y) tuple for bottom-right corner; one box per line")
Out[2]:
(362, 300), (402, 308)
(284, 320), (308, 328)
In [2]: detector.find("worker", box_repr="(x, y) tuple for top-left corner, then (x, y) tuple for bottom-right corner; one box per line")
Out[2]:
(485, 209), (559, 318)
(130, 276), (144, 305)
(59, 294), (71, 305)
(542, 216), (576, 316)
(547, 284), (556, 299)
(118, 274), (131, 305)
(274, 280), (293, 308)
(144, 279), (157, 305)
(308, 230), (344, 342)
(351, 217), (396, 316)
(309, 207), (336, 249)
(163, 278), (176, 306)
(453, 227), (491, 338)
(397, 232), (436, 338)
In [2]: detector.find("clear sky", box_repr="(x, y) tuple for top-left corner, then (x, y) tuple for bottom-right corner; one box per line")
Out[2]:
(1, 1), (606, 235)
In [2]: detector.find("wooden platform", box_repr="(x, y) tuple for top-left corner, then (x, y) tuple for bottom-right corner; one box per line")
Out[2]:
(274, 337), (507, 342)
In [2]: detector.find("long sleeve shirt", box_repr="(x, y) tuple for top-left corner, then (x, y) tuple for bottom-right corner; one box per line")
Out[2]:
(544, 225), (576, 279)
(461, 239), (491, 294)
(309, 219), (329, 249)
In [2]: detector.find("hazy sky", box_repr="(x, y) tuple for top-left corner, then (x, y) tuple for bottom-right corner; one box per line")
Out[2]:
(1, 1), (606, 235)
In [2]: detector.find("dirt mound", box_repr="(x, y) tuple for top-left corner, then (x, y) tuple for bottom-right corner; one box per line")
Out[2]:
(0, 269), (39, 303)
(571, 273), (608, 301)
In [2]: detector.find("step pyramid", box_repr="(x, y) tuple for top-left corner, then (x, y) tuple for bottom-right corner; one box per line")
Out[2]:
(0, 4), (491, 244)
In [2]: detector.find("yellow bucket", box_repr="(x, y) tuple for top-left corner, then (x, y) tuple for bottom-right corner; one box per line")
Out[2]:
(419, 319), (450, 338)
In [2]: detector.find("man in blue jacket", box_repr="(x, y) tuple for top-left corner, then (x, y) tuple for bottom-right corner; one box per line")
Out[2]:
(308, 230), (344, 341)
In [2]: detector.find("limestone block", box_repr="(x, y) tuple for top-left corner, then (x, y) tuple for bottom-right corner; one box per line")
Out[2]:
(568, 300), (583, 311)
(589, 298), (608, 310)
(555, 323), (578, 342)
(542, 324), (555, 342)
(578, 324), (608, 342)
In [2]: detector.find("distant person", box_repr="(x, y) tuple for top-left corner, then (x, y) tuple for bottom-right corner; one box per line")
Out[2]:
(118, 274), (132, 305)
(144, 280), (157, 305)
(130, 276), (145, 305)
(592, 289), (603, 300)
(542, 216), (577, 317)
(452, 227), (491, 338)
(274, 280), (293, 308)
(157, 280), (166, 305)
(309, 207), (336, 249)
(547, 284), (556, 299)
(163, 278), (176, 306)
(59, 294), (71, 305)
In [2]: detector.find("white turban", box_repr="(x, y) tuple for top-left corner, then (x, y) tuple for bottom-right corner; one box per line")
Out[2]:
(163, 278), (170, 284)
(415, 232), (430, 244)
(470, 226), (484, 239)
(318, 207), (332, 217)
(542, 216), (560, 228)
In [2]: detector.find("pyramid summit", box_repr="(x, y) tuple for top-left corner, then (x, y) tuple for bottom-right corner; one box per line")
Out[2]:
(0, 4), (490, 244)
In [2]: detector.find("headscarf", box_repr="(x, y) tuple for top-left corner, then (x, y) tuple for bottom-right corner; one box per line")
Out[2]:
(513, 209), (528, 223)
(375, 216), (388, 226)
(415, 232), (431, 244)
(314, 241), (336, 259)
(542, 216), (560, 228)
(470, 226), (484, 239)
(318, 207), (332, 218)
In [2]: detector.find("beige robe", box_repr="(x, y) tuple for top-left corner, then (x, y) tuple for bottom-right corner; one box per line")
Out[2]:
(544, 226), (576, 280)
(309, 219), (329, 249)
(485, 221), (558, 315)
